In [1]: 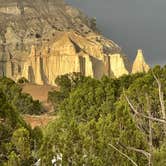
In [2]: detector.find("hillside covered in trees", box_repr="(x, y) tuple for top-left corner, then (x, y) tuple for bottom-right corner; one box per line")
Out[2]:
(0, 78), (43, 165)
(1, 66), (166, 165)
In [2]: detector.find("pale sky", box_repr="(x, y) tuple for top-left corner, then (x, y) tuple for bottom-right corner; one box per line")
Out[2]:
(66, 0), (166, 66)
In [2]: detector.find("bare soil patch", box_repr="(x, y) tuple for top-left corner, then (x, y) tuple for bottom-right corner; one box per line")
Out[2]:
(21, 83), (57, 128)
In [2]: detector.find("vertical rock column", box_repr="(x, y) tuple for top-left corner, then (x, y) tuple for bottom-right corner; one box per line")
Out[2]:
(132, 49), (150, 74)
(109, 54), (131, 78)
(35, 56), (44, 85)
(84, 55), (94, 77)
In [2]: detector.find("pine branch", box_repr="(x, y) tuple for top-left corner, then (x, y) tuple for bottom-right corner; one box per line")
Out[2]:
(108, 143), (138, 166)
(123, 91), (166, 124)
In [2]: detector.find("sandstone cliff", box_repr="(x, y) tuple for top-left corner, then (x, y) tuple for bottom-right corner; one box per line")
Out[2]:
(21, 31), (131, 85)
(0, 0), (149, 85)
(109, 54), (131, 78)
(132, 49), (150, 74)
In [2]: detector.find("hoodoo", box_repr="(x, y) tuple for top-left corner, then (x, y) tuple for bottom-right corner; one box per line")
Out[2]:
(132, 49), (150, 74)
(20, 32), (131, 85)
(0, 0), (150, 85)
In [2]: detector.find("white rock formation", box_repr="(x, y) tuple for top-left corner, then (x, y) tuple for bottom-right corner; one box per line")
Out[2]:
(132, 49), (150, 74)
(109, 54), (131, 78)
(0, 0), (150, 84)
(21, 32), (132, 85)
(22, 46), (44, 85)
(14, 32), (151, 85)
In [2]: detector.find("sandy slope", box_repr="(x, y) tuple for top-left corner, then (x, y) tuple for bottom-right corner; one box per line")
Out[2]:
(22, 83), (56, 102)
(21, 83), (57, 128)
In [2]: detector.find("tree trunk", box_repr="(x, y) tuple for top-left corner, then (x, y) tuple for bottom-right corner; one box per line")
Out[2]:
(146, 95), (153, 166)
(153, 73), (166, 136)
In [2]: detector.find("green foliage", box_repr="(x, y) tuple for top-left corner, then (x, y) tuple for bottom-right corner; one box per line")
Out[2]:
(48, 72), (89, 111)
(40, 67), (166, 165)
(31, 127), (43, 154)
(17, 77), (29, 84)
(153, 142), (166, 165)
(0, 96), (27, 165)
(0, 104), (43, 165)
(0, 78), (44, 165)
(0, 77), (45, 115)
(1, 66), (166, 165)
(12, 128), (31, 161)
(7, 151), (21, 166)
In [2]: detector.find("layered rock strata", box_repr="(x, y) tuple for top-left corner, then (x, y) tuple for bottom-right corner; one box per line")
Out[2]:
(0, 0), (150, 85)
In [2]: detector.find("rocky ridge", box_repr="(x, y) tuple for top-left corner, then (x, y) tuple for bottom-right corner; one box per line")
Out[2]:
(0, 0), (150, 85)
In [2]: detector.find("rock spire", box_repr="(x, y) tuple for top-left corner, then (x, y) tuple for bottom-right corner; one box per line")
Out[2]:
(132, 49), (150, 74)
